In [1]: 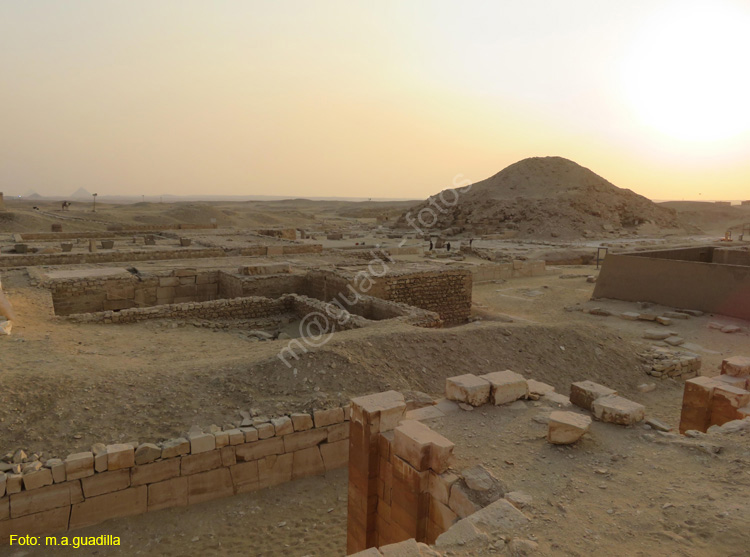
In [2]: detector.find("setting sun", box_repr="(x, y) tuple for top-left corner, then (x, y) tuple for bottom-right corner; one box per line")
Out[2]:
(623, 1), (750, 142)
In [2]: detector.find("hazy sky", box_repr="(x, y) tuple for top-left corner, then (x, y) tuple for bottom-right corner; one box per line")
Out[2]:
(2, 0), (749, 200)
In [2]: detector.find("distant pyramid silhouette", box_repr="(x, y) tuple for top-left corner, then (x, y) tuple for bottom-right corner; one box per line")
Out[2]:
(70, 187), (92, 199)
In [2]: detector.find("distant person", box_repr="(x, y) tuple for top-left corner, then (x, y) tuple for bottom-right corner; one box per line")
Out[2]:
(429, 240), (433, 251)
(469, 238), (474, 248)
(446, 242), (451, 252)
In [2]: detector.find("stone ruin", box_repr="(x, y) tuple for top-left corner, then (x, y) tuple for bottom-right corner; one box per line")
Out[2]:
(679, 356), (750, 434)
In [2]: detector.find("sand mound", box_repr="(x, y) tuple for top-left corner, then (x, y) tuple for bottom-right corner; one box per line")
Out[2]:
(395, 156), (681, 239)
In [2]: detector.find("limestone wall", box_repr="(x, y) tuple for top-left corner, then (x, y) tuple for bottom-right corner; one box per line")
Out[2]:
(0, 407), (351, 543)
(0, 244), (322, 269)
(0, 249), (226, 269)
(49, 270), (221, 316)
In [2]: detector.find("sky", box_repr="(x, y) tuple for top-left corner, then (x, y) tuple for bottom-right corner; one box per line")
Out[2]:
(2, 0), (749, 201)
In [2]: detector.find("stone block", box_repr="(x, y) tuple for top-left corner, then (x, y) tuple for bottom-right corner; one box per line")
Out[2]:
(22, 468), (53, 491)
(6, 474), (23, 494)
(241, 427), (259, 443)
(714, 375), (748, 390)
(0, 507), (71, 544)
(188, 433), (216, 454)
(45, 459), (66, 483)
(161, 437), (190, 459)
(258, 453), (293, 489)
(527, 379), (555, 397)
(314, 407), (345, 428)
(429, 495), (459, 531)
(187, 468), (234, 505)
(236, 437), (284, 462)
(592, 395), (645, 425)
(65, 452), (94, 480)
(148, 476), (187, 511)
(350, 390), (406, 433)
(69, 485), (147, 529)
(181, 450), (222, 475)
(327, 422), (350, 443)
(225, 429), (245, 446)
(159, 276), (180, 287)
(547, 411), (591, 444)
(271, 416), (294, 436)
(81, 469), (130, 498)
(230, 461), (259, 493)
(174, 268), (197, 277)
(445, 374), (491, 407)
(106, 443), (135, 470)
(221, 446), (236, 467)
(394, 420), (454, 473)
(320, 440), (348, 471)
(0, 472), (5, 499)
(480, 370), (528, 405)
(679, 376), (721, 433)
(256, 423), (275, 439)
(10, 482), (72, 518)
(292, 447), (325, 480)
(448, 483), (481, 519)
(709, 385), (750, 427)
(570, 380), (617, 411)
(721, 356), (750, 377)
(429, 472), (458, 506)
(213, 431), (229, 448)
(131, 458), (181, 487)
(291, 413), (314, 431)
(283, 428), (328, 453)
(134, 443), (161, 465)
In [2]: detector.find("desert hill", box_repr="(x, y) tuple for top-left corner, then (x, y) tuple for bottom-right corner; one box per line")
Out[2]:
(394, 156), (682, 239)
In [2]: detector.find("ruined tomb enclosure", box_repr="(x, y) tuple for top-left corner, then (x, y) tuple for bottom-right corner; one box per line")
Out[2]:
(593, 246), (750, 320)
(48, 270), (441, 329)
(305, 268), (473, 325)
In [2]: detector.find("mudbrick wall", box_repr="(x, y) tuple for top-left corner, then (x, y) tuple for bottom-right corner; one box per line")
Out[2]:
(372, 270), (473, 325)
(0, 407), (351, 543)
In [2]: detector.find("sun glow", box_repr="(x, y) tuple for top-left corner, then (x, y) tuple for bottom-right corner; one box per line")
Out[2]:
(623, 2), (750, 142)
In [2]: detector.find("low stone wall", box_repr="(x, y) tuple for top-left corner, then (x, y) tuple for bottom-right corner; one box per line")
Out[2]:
(67, 296), (292, 325)
(106, 224), (217, 231)
(18, 232), (120, 241)
(0, 248), (226, 269)
(0, 407), (350, 543)
(0, 244), (322, 269)
(470, 260), (546, 283)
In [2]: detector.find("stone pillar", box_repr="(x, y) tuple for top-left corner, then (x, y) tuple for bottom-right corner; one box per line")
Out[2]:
(88, 239), (97, 253)
(346, 391), (406, 554)
(0, 191), (4, 210)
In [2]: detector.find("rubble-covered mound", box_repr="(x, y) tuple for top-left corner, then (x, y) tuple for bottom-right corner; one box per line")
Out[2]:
(394, 157), (681, 239)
